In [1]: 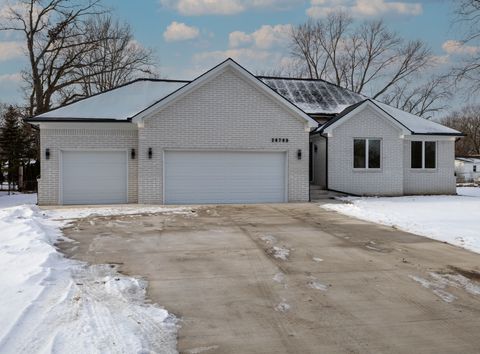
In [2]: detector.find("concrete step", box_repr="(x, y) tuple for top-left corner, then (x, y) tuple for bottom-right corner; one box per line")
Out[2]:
(310, 189), (350, 201)
(309, 184), (325, 190)
(310, 190), (329, 196)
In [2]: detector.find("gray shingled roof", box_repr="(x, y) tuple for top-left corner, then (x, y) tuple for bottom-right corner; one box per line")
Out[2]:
(33, 76), (364, 121)
(257, 77), (365, 115)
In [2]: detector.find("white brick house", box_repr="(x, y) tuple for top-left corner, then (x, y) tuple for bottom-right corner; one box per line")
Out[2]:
(28, 59), (462, 205)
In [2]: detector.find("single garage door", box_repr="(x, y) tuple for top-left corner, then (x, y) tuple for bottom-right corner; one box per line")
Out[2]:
(62, 151), (127, 205)
(164, 151), (286, 204)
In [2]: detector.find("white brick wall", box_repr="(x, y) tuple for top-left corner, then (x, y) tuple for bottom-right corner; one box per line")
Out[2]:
(38, 127), (138, 205)
(403, 137), (456, 194)
(328, 106), (404, 196)
(138, 68), (309, 204)
(325, 105), (456, 196)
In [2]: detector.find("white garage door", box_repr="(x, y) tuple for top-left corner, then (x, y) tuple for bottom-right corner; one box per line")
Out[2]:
(62, 151), (127, 205)
(164, 151), (286, 204)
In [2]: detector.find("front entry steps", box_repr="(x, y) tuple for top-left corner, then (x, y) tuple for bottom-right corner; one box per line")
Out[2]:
(310, 185), (349, 201)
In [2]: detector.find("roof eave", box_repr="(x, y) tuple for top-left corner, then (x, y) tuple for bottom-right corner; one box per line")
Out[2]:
(410, 132), (465, 137)
(26, 117), (132, 123)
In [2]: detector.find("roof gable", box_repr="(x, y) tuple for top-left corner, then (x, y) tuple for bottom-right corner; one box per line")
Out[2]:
(132, 59), (318, 129)
(321, 99), (463, 137)
(372, 100), (463, 136)
(321, 100), (409, 136)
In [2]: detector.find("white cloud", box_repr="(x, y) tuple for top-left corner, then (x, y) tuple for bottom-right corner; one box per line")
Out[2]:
(229, 24), (291, 49)
(159, 0), (304, 16)
(432, 55), (450, 66)
(0, 72), (21, 82)
(163, 21), (200, 42)
(229, 31), (253, 48)
(165, 0), (243, 15)
(190, 23), (294, 77)
(192, 46), (287, 75)
(307, 0), (422, 18)
(194, 48), (273, 64)
(0, 41), (23, 61)
(442, 40), (480, 56)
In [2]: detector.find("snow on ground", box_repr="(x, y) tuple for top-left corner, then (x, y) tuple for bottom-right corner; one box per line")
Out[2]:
(458, 186), (480, 197)
(322, 187), (480, 254)
(0, 195), (189, 353)
(307, 279), (329, 291)
(272, 272), (285, 284)
(272, 246), (290, 260)
(274, 300), (290, 313)
(409, 271), (480, 303)
(0, 192), (37, 208)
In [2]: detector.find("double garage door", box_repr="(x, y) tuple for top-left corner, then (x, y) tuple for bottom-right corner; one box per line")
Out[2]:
(164, 151), (286, 204)
(61, 150), (286, 205)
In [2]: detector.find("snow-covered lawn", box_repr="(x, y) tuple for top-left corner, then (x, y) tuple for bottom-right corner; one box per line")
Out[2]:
(0, 193), (190, 353)
(0, 192), (37, 208)
(323, 187), (480, 254)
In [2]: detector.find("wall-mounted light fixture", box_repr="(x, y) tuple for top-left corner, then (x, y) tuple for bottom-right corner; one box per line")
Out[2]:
(131, 148), (136, 159)
(148, 147), (153, 159)
(297, 149), (302, 160)
(314, 144), (318, 153)
(45, 148), (50, 160)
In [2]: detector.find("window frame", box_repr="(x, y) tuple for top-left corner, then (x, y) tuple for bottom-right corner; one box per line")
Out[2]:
(353, 138), (382, 170)
(410, 140), (437, 170)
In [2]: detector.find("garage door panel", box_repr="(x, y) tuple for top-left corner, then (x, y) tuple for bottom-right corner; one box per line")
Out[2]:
(165, 151), (286, 204)
(62, 151), (127, 205)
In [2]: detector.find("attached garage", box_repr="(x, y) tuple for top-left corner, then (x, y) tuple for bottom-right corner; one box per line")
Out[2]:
(31, 59), (317, 205)
(61, 151), (128, 205)
(164, 151), (287, 204)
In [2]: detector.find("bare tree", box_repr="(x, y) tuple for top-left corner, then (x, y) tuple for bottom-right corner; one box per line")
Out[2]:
(290, 13), (352, 83)
(454, 0), (480, 42)
(71, 15), (157, 99)
(382, 77), (452, 119)
(290, 12), (432, 102)
(441, 105), (480, 155)
(1, 0), (157, 115)
(450, 0), (480, 93)
(1, 0), (106, 114)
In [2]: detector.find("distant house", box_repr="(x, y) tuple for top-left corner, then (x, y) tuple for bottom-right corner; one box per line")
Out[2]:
(27, 59), (463, 205)
(455, 157), (480, 183)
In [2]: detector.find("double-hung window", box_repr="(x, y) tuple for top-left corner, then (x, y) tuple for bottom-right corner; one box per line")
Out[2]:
(411, 141), (436, 169)
(354, 138), (381, 169)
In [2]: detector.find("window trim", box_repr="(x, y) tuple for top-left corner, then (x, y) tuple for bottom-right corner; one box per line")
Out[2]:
(353, 138), (382, 170)
(410, 140), (437, 170)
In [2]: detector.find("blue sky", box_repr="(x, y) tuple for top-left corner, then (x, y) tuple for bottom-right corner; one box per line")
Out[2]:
(0, 0), (469, 107)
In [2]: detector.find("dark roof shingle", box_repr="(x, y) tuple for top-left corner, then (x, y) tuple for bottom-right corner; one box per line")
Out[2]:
(257, 77), (365, 115)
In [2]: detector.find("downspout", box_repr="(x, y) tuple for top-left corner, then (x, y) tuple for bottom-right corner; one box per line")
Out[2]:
(308, 127), (317, 203)
(325, 135), (329, 190)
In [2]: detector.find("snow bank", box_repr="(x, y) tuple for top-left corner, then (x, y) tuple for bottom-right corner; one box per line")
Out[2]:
(0, 192), (37, 209)
(48, 205), (193, 220)
(458, 186), (480, 197)
(322, 187), (480, 254)
(0, 203), (179, 353)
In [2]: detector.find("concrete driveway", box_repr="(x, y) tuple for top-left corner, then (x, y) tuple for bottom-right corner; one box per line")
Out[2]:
(58, 203), (480, 354)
